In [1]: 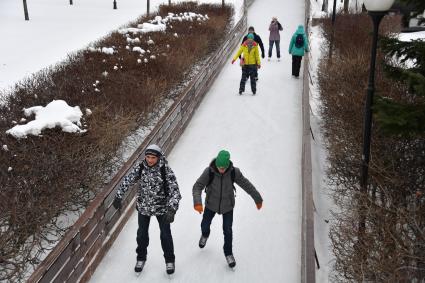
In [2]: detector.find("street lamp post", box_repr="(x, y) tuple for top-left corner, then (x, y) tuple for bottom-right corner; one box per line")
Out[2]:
(23, 0), (29, 20)
(358, 0), (395, 255)
(331, 0), (337, 25)
(113, 0), (117, 9)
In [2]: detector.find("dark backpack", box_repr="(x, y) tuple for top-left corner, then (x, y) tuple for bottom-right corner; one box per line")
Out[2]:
(138, 163), (168, 194)
(205, 167), (236, 194)
(295, 34), (304, 48)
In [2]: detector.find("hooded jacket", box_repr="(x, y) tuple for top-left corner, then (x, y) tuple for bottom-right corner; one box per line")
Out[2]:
(288, 25), (309, 57)
(115, 156), (181, 216)
(233, 40), (261, 66)
(242, 32), (265, 57)
(192, 160), (263, 214)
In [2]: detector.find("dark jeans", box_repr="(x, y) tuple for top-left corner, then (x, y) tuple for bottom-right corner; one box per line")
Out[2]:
(292, 55), (302, 77)
(201, 207), (234, 256)
(268, 40), (281, 58)
(136, 213), (175, 263)
(240, 65), (257, 93)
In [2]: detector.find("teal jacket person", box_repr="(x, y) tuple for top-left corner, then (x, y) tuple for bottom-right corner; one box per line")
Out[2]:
(288, 25), (309, 56)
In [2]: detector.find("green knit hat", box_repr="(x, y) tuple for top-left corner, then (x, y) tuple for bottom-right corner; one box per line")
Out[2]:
(215, 150), (230, 168)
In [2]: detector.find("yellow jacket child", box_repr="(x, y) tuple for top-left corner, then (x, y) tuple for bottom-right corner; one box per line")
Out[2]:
(232, 33), (261, 95)
(232, 40), (261, 66)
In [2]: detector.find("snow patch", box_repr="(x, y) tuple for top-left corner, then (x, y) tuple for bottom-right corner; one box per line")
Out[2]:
(6, 100), (86, 139)
(132, 47), (146, 54)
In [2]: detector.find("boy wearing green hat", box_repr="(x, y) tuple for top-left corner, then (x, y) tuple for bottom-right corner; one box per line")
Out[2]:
(192, 150), (263, 268)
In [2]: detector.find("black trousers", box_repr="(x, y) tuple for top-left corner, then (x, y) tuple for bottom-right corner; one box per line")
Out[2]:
(292, 55), (303, 77)
(240, 65), (257, 93)
(201, 207), (234, 256)
(136, 213), (175, 263)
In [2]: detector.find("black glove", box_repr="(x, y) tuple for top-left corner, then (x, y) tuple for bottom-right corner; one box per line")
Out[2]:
(164, 209), (175, 224)
(113, 197), (122, 210)
(262, 53), (265, 59)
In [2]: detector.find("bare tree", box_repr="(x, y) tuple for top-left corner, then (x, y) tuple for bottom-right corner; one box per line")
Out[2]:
(344, 0), (349, 13)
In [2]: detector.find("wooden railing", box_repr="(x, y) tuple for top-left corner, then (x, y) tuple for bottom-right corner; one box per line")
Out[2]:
(27, 3), (247, 283)
(301, 0), (316, 282)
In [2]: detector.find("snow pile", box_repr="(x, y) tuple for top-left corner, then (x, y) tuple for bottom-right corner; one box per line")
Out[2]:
(118, 12), (208, 35)
(6, 100), (87, 138)
(126, 37), (141, 44)
(132, 47), (146, 54)
(399, 31), (425, 42)
(88, 46), (115, 55)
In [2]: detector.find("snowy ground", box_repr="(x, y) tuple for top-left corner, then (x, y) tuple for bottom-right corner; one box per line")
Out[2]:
(308, 24), (334, 282)
(0, 0), (243, 92)
(90, 0), (305, 282)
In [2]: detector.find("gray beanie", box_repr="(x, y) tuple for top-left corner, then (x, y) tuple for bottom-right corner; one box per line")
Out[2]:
(145, 144), (162, 157)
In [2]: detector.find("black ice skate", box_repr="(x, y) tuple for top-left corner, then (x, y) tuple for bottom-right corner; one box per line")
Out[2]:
(199, 235), (208, 248)
(166, 262), (175, 275)
(225, 255), (236, 268)
(134, 260), (146, 275)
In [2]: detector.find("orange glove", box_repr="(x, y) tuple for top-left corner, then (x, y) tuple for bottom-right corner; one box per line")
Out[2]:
(194, 204), (203, 214)
(231, 59), (235, 64)
(256, 202), (262, 210)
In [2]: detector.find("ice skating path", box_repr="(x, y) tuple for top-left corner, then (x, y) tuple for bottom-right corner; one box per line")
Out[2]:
(90, 0), (305, 282)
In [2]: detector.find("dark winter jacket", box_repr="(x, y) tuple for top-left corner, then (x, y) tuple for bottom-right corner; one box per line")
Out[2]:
(288, 25), (309, 56)
(242, 33), (265, 57)
(115, 156), (181, 216)
(192, 160), (263, 214)
(269, 21), (283, 41)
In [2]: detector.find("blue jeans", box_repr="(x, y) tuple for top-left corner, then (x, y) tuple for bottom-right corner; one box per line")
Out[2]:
(201, 207), (234, 256)
(136, 213), (175, 263)
(268, 40), (281, 58)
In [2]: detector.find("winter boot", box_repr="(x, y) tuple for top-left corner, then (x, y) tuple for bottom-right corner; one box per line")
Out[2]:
(225, 255), (236, 268)
(134, 260), (146, 273)
(199, 235), (208, 248)
(166, 262), (175, 274)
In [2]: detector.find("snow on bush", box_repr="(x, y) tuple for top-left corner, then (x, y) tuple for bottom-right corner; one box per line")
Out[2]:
(126, 37), (141, 44)
(132, 47), (146, 54)
(118, 12), (208, 35)
(6, 100), (86, 138)
(88, 47), (115, 55)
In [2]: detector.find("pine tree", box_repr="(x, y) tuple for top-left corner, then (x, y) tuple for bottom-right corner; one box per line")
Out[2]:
(375, 34), (425, 136)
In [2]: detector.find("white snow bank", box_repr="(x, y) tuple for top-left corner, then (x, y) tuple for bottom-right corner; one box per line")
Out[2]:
(399, 31), (425, 42)
(6, 100), (86, 138)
